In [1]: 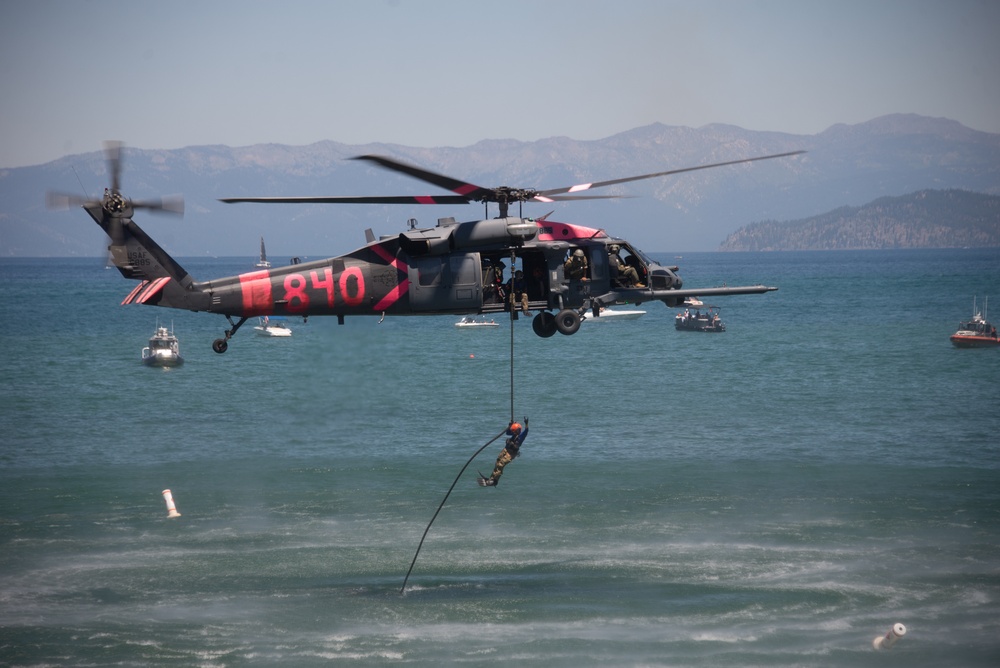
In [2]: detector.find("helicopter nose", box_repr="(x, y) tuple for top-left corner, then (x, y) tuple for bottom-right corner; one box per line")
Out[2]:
(650, 267), (682, 290)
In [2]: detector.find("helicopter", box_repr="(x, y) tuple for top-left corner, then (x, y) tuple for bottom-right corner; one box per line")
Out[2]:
(48, 142), (802, 353)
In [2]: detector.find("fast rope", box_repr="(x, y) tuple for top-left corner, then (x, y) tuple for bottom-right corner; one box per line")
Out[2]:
(508, 249), (516, 423)
(400, 428), (506, 594)
(400, 250), (521, 594)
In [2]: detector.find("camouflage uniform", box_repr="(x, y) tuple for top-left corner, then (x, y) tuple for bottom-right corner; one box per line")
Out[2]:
(508, 270), (529, 313)
(609, 249), (642, 287)
(483, 420), (529, 487)
(564, 250), (588, 280)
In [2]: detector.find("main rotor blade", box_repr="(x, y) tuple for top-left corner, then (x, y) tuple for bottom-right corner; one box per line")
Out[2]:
(532, 194), (631, 203)
(535, 150), (806, 198)
(219, 195), (473, 205)
(219, 149), (804, 210)
(352, 155), (493, 200)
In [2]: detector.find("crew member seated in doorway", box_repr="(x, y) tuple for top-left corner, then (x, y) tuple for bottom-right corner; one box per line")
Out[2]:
(564, 249), (588, 280)
(609, 244), (644, 287)
(479, 418), (529, 487)
(507, 269), (530, 314)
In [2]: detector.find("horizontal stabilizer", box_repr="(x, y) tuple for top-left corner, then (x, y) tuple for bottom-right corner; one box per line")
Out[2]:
(122, 277), (171, 305)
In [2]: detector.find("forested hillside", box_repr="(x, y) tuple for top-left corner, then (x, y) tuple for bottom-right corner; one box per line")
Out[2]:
(720, 190), (1000, 251)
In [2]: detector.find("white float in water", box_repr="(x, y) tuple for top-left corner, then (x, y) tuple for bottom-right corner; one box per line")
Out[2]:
(873, 623), (906, 650)
(161, 489), (181, 518)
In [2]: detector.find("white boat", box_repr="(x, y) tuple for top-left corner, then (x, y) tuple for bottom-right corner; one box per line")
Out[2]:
(455, 316), (500, 328)
(586, 307), (646, 321)
(142, 324), (183, 367)
(253, 237), (271, 269)
(254, 316), (292, 337)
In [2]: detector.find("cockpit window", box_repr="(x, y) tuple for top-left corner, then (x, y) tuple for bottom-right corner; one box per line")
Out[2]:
(623, 243), (653, 266)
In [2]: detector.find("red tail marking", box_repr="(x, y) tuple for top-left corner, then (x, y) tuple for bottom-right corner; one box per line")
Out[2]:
(121, 282), (147, 305)
(240, 270), (273, 315)
(121, 277), (171, 305)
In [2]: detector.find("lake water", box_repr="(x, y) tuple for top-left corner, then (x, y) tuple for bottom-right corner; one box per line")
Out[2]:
(1, 248), (999, 666)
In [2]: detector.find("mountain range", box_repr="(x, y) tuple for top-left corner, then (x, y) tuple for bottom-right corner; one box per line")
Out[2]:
(721, 189), (1000, 251)
(2, 113), (998, 257)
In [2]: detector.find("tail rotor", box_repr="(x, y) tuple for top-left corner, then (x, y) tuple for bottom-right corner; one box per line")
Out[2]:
(47, 141), (185, 216)
(46, 141), (185, 267)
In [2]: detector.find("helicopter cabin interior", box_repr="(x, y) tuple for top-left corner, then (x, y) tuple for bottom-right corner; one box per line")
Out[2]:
(474, 241), (650, 316)
(404, 232), (654, 316)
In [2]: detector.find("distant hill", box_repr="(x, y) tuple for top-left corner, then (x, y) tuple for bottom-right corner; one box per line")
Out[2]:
(2, 113), (1000, 256)
(719, 189), (1000, 251)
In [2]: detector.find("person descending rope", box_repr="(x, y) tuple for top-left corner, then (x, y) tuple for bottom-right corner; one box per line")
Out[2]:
(478, 418), (529, 487)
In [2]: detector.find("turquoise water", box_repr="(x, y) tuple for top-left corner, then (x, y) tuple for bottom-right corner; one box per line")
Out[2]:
(1, 249), (999, 666)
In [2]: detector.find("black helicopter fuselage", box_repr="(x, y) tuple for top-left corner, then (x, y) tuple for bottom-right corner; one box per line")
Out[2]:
(61, 144), (793, 352)
(92, 198), (774, 350)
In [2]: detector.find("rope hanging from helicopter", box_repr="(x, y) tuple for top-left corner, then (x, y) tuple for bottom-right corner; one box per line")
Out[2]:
(401, 250), (521, 594)
(508, 248), (516, 422)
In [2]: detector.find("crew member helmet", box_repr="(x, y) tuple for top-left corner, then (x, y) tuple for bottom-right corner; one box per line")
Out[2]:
(509, 422), (522, 434)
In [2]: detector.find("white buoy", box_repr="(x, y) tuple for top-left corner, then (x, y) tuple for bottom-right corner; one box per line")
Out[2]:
(873, 623), (906, 650)
(162, 489), (182, 518)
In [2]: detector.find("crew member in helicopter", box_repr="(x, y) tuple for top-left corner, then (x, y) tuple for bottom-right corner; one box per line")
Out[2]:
(507, 269), (530, 314)
(530, 265), (547, 298)
(483, 258), (507, 304)
(494, 259), (508, 303)
(564, 248), (588, 280)
(479, 418), (529, 487)
(608, 244), (645, 288)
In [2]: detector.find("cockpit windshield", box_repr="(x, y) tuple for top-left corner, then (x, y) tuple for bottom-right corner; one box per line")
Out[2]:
(628, 245), (654, 266)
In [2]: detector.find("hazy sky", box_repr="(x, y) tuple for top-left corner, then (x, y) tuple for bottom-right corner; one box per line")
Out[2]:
(2, 0), (998, 168)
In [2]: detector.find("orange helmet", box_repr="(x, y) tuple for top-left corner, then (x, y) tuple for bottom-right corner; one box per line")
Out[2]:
(509, 422), (522, 434)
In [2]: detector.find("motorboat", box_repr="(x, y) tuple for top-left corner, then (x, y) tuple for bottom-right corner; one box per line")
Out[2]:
(675, 304), (725, 332)
(142, 325), (183, 366)
(585, 307), (646, 321)
(254, 316), (292, 337)
(950, 297), (998, 348)
(455, 316), (500, 328)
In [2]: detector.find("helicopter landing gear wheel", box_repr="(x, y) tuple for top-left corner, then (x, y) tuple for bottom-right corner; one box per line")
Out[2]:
(554, 309), (582, 335)
(532, 311), (558, 338)
(212, 315), (249, 354)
